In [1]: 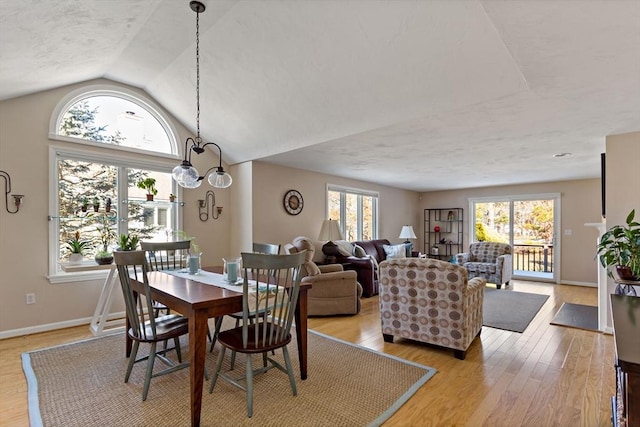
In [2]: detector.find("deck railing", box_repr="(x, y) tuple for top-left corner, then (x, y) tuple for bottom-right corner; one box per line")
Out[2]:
(513, 244), (554, 273)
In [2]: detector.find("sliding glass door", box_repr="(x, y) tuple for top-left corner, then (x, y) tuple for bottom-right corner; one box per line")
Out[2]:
(470, 194), (560, 283)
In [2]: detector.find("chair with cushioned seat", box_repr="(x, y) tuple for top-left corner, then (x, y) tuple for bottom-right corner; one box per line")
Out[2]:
(455, 242), (513, 289)
(284, 236), (362, 316)
(379, 257), (485, 360)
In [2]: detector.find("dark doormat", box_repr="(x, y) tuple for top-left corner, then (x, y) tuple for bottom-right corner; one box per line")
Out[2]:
(483, 288), (549, 333)
(550, 302), (598, 331)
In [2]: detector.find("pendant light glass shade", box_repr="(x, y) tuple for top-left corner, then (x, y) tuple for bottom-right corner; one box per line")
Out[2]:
(172, 163), (200, 187)
(208, 170), (233, 188)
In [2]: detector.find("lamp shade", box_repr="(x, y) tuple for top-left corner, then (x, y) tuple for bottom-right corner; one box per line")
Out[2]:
(318, 219), (343, 242)
(399, 225), (417, 240)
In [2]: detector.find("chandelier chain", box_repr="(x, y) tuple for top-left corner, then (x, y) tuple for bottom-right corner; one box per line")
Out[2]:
(195, 7), (200, 139)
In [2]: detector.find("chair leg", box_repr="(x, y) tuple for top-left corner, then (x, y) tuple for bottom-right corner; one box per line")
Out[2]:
(282, 346), (297, 396)
(229, 318), (241, 369)
(125, 340), (140, 383)
(174, 337), (182, 362)
(246, 353), (254, 418)
(208, 347), (226, 393)
(454, 349), (467, 360)
(209, 317), (224, 353)
(142, 342), (157, 401)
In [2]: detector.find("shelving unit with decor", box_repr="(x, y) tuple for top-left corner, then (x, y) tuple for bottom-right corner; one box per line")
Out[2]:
(424, 208), (463, 261)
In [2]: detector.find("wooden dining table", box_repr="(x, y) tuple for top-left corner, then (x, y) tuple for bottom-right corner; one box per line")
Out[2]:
(126, 266), (311, 427)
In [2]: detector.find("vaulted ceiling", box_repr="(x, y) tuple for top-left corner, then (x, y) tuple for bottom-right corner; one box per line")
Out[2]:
(1, 0), (639, 191)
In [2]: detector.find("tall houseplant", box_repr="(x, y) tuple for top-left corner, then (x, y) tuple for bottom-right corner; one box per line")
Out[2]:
(597, 209), (640, 280)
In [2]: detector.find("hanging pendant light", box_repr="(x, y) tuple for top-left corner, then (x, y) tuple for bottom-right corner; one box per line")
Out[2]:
(172, 0), (232, 189)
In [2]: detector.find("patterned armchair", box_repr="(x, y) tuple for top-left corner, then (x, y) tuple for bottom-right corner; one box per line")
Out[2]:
(455, 242), (513, 289)
(379, 258), (485, 360)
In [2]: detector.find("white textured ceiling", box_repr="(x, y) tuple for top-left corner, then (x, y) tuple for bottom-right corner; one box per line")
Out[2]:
(1, 0), (639, 191)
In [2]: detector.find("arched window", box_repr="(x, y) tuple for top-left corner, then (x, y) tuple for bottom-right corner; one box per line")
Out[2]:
(50, 85), (179, 156)
(48, 85), (183, 281)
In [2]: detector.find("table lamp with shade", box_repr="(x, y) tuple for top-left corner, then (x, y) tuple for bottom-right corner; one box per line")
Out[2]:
(399, 225), (417, 257)
(319, 219), (343, 263)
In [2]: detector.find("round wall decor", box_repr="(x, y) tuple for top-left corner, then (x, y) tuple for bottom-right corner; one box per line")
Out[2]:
(283, 189), (303, 215)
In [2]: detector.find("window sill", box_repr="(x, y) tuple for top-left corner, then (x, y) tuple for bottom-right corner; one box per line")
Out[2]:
(48, 269), (112, 284)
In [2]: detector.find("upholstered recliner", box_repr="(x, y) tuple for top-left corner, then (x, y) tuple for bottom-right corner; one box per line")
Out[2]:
(284, 236), (362, 316)
(379, 257), (485, 360)
(455, 242), (513, 289)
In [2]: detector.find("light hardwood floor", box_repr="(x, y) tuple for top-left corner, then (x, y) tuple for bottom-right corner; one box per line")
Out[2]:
(0, 280), (614, 426)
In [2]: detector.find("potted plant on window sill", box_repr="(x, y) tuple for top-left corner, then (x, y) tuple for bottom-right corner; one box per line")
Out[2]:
(67, 231), (90, 264)
(95, 218), (115, 265)
(116, 233), (140, 252)
(137, 177), (158, 201)
(597, 209), (640, 281)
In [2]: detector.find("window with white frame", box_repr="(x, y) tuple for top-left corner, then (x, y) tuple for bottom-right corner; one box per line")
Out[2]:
(327, 185), (378, 241)
(49, 87), (182, 279)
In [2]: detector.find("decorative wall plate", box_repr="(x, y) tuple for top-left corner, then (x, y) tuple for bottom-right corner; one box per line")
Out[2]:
(283, 189), (303, 215)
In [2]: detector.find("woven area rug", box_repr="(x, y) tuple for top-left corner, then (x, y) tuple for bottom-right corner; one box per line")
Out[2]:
(483, 288), (549, 333)
(550, 302), (599, 331)
(22, 327), (435, 427)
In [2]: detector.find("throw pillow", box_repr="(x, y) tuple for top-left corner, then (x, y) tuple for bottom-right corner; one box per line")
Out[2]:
(383, 244), (407, 259)
(353, 244), (367, 258)
(292, 236), (321, 276)
(334, 240), (354, 257)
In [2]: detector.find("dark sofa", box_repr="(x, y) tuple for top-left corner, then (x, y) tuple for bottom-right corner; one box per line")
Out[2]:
(336, 239), (391, 297)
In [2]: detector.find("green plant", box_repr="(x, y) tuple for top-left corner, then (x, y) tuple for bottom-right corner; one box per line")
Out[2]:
(92, 196), (100, 206)
(118, 233), (139, 251)
(137, 177), (158, 196)
(66, 231), (90, 254)
(175, 230), (200, 254)
(597, 209), (640, 279)
(80, 197), (89, 208)
(97, 217), (115, 252)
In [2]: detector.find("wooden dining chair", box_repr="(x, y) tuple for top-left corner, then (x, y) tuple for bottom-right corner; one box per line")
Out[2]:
(113, 250), (189, 401)
(252, 242), (281, 255)
(209, 242), (281, 353)
(140, 240), (191, 317)
(208, 251), (306, 418)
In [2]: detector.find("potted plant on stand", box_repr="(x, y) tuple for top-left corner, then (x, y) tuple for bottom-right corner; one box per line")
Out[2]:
(66, 231), (90, 264)
(137, 177), (158, 201)
(597, 209), (640, 281)
(95, 218), (115, 265)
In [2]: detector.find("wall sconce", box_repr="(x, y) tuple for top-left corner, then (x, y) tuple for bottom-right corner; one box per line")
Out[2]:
(0, 170), (24, 214)
(198, 190), (222, 221)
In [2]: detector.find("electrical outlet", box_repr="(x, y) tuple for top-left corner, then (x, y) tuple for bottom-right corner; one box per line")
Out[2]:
(26, 293), (36, 304)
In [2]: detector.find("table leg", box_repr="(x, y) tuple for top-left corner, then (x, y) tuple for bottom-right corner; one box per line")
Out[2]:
(189, 310), (209, 427)
(294, 286), (308, 380)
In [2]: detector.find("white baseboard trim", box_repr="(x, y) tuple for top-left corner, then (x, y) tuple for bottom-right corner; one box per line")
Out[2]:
(0, 311), (126, 340)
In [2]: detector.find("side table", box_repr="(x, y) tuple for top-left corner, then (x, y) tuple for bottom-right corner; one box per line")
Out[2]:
(614, 278), (639, 297)
(60, 262), (124, 336)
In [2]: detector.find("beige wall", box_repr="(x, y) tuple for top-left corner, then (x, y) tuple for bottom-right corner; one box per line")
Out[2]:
(248, 161), (421, 251)
(0, 79), (231, 334)
(604, 131), (640, 329)
(419, 179), (602, 285)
